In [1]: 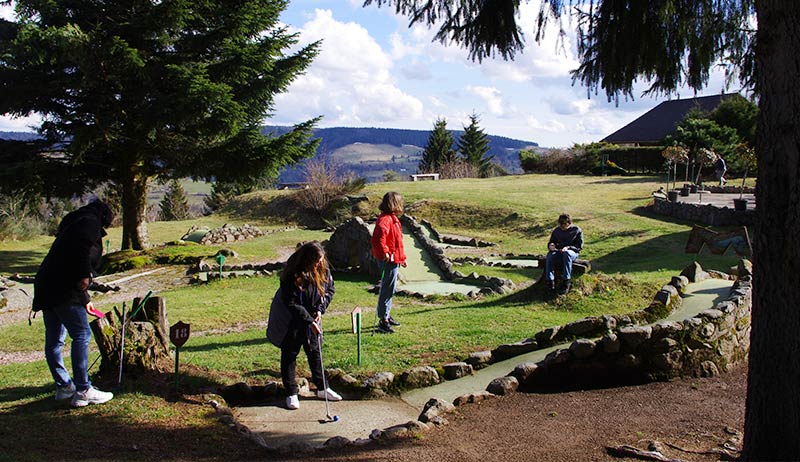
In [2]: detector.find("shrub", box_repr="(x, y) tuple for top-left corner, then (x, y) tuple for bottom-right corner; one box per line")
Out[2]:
(439, 159), (478, 179)
(292, 157), (366, 228)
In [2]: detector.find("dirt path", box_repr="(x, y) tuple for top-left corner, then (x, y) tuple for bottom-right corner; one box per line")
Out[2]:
(306, 364), (747, 462)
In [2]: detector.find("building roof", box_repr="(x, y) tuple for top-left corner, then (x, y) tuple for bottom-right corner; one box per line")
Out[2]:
(602, 93), (740, 145)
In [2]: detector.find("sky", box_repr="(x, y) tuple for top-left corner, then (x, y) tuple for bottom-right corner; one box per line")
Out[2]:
(0, 0), (738, 147)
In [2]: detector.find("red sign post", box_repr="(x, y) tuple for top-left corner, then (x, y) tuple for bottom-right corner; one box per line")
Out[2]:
(170, 321), (191, 389)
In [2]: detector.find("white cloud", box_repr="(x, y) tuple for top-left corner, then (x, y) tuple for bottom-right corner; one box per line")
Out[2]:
(466, 85), (505, 116)
(0, 113), (41, 132)
(273, 9), (423, 126)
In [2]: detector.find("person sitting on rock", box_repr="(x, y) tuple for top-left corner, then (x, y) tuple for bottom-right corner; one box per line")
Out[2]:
(544, 213), (583, 295)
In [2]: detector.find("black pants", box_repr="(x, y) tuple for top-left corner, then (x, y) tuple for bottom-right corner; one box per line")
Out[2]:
(280, 326), (324, 396)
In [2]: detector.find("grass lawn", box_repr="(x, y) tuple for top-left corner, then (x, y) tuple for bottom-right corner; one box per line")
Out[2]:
(0, 174), (747, 460)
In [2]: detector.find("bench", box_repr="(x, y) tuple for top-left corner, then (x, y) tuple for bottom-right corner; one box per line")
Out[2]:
(410, 173), (440, 181)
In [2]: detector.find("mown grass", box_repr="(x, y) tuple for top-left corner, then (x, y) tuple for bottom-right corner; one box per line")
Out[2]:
(0, 174), (748, 460)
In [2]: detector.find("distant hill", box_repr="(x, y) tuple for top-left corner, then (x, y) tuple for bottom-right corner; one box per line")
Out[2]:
(266, 126), (538, 183)
(1, 127), (538, 183)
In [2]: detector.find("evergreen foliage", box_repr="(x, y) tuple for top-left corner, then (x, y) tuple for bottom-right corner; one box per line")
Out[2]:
(457, 113), (494, 177)
(0, 0), (321, 249)
(419, 118), (456, 173)
(159, 180), (191, 222)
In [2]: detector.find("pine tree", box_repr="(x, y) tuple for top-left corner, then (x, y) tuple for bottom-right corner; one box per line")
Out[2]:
(159, 180), (191, 221)
(0, 0), (320, 249)
(457, 113), (494, 177)
(418, 118), (456, 173)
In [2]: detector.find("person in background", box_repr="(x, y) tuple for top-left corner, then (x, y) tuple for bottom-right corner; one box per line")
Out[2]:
(370, 192), (407, 334)
(267, 241), (340, 410)
(715, 154), (727, 186)
(33, 199), (115, 407)
(544, 213), (583, 295)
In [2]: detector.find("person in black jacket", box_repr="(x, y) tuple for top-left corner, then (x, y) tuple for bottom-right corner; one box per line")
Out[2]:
(33, 200), (115, 407)
(544, 213), (583, 295)
(266, 241), (341, 410)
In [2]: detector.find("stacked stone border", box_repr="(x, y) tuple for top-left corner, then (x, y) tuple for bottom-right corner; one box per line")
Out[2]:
(325, 216), (515, 297)
(213, 259), (752, 452)
(651, 196), (755, 226)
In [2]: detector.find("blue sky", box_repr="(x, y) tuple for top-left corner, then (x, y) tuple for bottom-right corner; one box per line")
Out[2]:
(0, 1), (736, 147)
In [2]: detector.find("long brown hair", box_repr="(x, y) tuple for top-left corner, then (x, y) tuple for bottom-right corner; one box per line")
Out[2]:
(281, 241), (329, 294)
(379, 191), (404, 215)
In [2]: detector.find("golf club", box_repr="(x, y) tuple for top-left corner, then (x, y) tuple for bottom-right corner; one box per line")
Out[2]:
(316, 326), (339, 423)
(117, 301), (127, 387)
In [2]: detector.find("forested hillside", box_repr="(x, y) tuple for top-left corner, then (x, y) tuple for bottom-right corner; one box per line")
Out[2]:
(1, 127), (538, 183)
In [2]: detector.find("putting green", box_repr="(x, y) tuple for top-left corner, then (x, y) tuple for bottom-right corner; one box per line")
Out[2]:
(369, 223), (487, 296)
(401, 277), (735, 408)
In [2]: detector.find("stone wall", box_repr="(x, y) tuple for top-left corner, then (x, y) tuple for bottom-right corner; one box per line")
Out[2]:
(512, 260), (751, 390)
(651, 197), (755, 226)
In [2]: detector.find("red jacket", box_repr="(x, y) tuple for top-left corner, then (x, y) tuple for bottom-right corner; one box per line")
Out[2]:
(371, 213), (407, 265)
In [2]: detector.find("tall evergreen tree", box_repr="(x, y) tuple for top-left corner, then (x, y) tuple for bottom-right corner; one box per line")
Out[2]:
(159, 180), (191, 221)
(367, 1), (799, 459)
(457, 113), (493, 177)
(418, 118), (455, 173)
(0, 0), (320, 249)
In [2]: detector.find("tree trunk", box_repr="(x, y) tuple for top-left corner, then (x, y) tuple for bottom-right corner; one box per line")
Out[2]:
(89, 296), (171, 376)
(121, 166), (149, 250)
(743, 2), (800, 460)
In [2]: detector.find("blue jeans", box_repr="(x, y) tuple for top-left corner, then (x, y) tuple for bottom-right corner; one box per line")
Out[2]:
(43, 303), (92, 391)
(545, 249), (579, 282)
(376, 261), (400, 321)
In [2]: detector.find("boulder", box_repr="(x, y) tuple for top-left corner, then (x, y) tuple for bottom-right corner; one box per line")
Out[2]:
(400, 365), (440, 389)
(486, 376), (519, 395)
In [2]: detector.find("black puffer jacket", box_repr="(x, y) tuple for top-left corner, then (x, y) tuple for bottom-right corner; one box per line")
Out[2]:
(32, 201), (112, 310)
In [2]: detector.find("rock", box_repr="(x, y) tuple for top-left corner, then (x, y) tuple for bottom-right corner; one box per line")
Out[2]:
(600, 333), (621, 354)
(323, 436), (351, 449)
(510, 362), (539, 382)
(543, 349), (571, 365)
(564, 317), (604, 336)
(696, 360), (720, 377)
(650, 337), (679, 353)
(491, 338), (538, 361)
(653, 284), (679, 306)
(419, 397), (455, 423)
(569, 339), (596, 359)
(466, 350), (492, 368)
(618, 325), (652, 349)
(670, 275), (690, 293)
(737, 259), (753, 279)
(453, 391), (495, 406)
(534, 326), (561, 345)
(443, 362), (473, 380)
(404, 420), (431, 433)
(362, 371), (394, 389)
(681, 261), (709, 282)
(649, 350), (683, 371)
(0, 287), (32, 311)
(486, 376), (518, 395)
(381, 424), (410, 440)
(400, 366), (440, 388)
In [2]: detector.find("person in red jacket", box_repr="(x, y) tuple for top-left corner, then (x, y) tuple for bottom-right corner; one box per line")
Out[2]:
(370, 192), (407, 334)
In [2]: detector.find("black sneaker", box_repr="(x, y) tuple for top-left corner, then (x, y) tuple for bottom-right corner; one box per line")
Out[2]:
(559, 280), (572, 295)
(387, 316), (401, 326)
(377, 321), (395, 334)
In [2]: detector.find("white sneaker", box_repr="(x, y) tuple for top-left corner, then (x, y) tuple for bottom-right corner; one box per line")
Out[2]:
(286, 394), (300, 410)
(316, 388), (342, 401)
(55, 382), (76, 401)
(71, 386), (113, 407)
